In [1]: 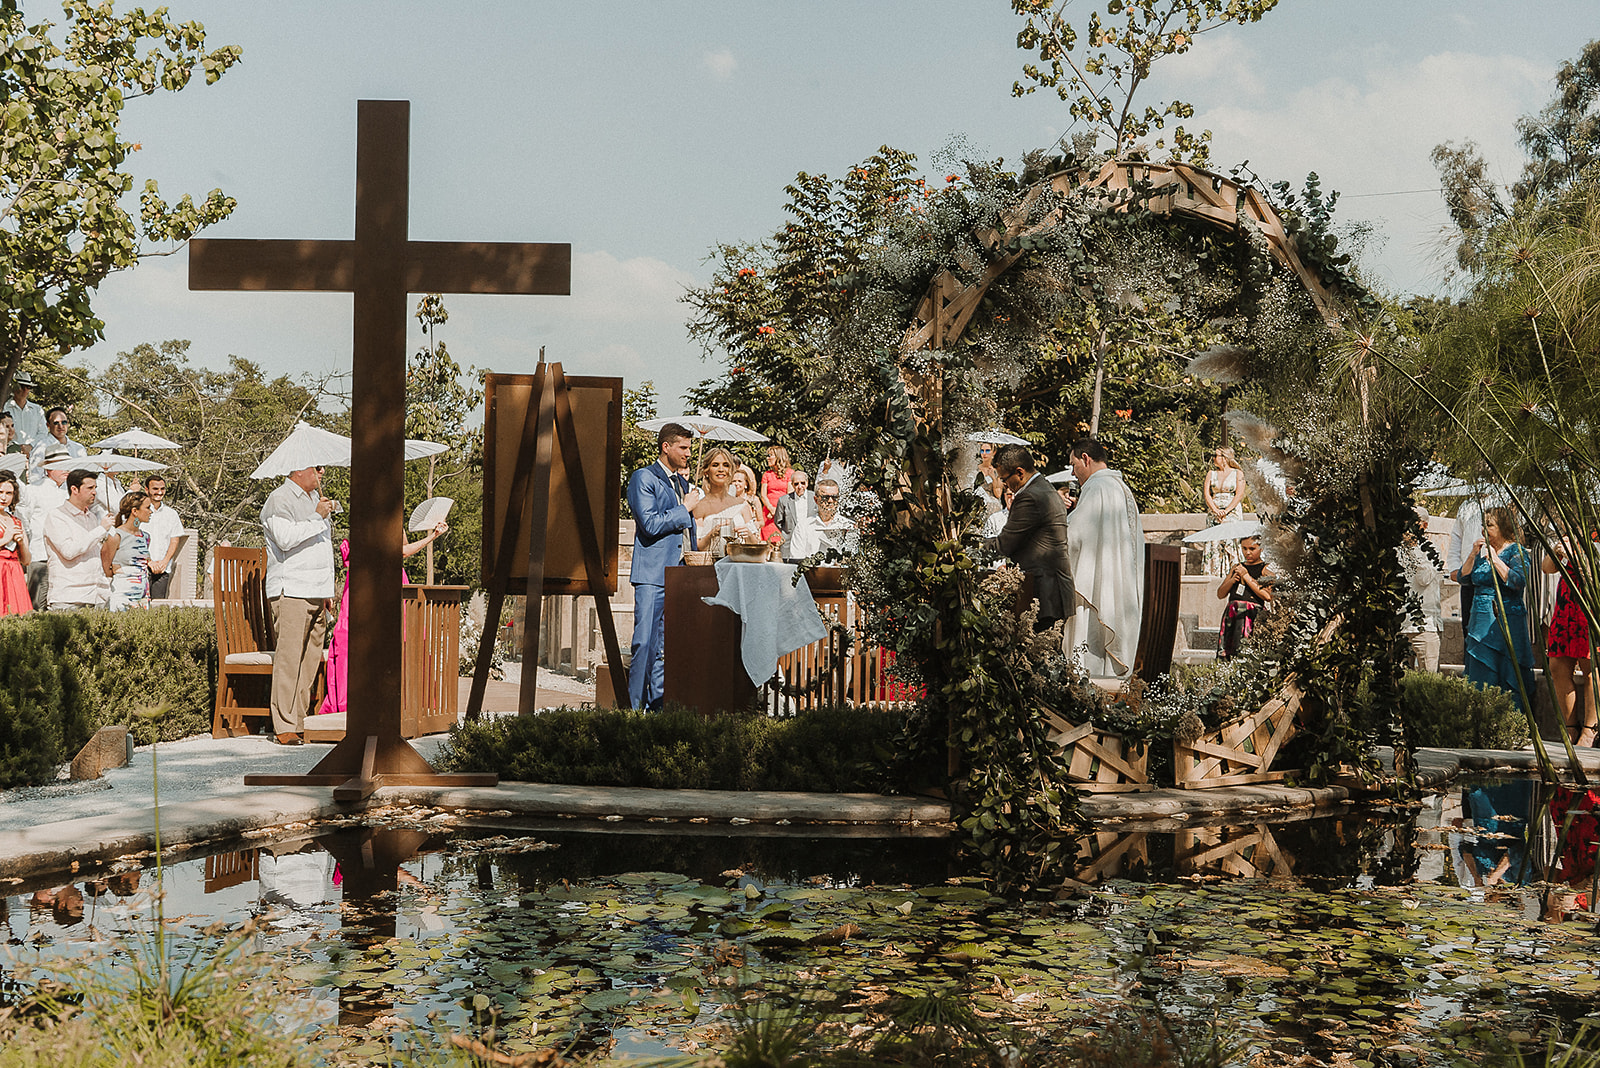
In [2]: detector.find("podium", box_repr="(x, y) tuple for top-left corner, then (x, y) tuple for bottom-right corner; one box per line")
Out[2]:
(662, 564), (754, 715)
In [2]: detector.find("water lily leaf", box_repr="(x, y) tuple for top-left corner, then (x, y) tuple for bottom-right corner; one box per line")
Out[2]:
(580, 987), (642, 1012)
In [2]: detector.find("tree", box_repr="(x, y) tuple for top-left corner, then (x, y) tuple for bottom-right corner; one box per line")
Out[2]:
(1434, 39), (1600, 275)
(404, 293), (484, 587)
(94, 339), (346, 544)
(0, 1), (240, 395)
(1009, 0), (1279, 164)
(682, 147), (925, 464)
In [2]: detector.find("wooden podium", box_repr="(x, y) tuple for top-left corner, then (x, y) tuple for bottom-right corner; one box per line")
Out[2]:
(663, 565), (754, 715)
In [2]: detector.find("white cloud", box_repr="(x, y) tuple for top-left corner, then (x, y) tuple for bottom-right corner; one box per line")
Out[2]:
(1194, 50), (1549, 294)
(568, 250), (699, 323)
(702, 48), (737, 81)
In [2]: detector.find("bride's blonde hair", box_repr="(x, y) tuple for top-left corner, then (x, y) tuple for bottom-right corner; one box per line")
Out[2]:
(698, 446), (736, 488)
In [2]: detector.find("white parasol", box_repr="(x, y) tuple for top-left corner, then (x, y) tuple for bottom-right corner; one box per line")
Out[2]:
(1182, 518), (1264, 544)
(250, 422), (352, 479)
(637, 413), (767, 443)
(0, 453), (26, 476)
(44, 451), (168, 473)
(969, 428), (1030, 446)
(90, 427), (182, 450)
(252, 422), (452, 479)
(405, 439), (450, 461)
(1045, 469), (1076, 485)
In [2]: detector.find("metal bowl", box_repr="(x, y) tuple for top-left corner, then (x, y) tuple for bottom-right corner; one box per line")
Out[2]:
(725, 541), (771, 562)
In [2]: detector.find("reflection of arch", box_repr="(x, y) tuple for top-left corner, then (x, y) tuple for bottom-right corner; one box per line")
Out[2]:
(901, 158), (1345, 358)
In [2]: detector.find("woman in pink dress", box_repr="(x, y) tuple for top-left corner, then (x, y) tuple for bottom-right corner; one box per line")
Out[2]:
(317, 520), (449, 716)
(758, 445), (793, 543)
(0, 472), (32, 615)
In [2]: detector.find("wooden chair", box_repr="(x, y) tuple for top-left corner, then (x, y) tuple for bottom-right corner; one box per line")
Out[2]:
(212, 546), (275, 737)
(1135, 543), (1183, 685)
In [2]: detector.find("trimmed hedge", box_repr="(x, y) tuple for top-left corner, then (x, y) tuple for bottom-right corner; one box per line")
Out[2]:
(437, 705), (908, 793)
(1398, 670), (1529, 750)
(0, 608), (217, 787)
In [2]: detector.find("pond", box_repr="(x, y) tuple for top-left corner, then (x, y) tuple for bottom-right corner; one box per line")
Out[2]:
(5, 782), (1600, 1065)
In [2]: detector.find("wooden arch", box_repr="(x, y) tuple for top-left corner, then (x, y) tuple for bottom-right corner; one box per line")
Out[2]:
(900, 158), (1345, 358)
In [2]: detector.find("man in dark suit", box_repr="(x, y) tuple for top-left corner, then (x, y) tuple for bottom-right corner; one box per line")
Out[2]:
(626, 423), (699, 709)
(987, 444), (1074, 632)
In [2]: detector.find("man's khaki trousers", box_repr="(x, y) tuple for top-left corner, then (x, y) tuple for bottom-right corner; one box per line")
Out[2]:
(270, 595), (327, 735)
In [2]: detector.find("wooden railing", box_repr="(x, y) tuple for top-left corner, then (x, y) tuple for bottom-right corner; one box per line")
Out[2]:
(770, 569), (920, 711)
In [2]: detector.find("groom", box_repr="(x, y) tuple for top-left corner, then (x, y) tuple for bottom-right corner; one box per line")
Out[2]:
(626, 423), (699, 710)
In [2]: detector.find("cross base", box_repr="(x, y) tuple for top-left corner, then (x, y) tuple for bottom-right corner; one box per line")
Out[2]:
(243, 734), (498, 800)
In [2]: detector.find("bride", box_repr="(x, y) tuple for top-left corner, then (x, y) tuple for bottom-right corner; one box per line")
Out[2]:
(692, 447), (760, 555)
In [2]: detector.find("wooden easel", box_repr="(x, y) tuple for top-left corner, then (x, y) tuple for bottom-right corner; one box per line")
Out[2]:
(467, 362), (628, 718)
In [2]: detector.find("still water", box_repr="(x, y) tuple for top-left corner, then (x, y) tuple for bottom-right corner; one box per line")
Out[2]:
(5, 782), (1600, 1065)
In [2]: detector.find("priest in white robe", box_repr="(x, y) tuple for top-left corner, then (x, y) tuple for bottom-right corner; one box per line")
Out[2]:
(1064, 437), (1145, 679)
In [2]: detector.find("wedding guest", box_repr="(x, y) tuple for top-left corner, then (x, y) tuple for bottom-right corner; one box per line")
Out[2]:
(1399, 508), (1443, 673)
(790, 479), (857, 559)
(1217, 535), (1274, 658)
(141, 474), (185, 599)
(758, 445), (793, 543)
(101, 489), (152, 611)
(775, 470), (814, 563)
(1464, 505), (1535, 714)
(43, 468), (112, 610)
(0, 472), (32, 615)
(1542, 525), (1596, 746)
(2, 370), (46, 457)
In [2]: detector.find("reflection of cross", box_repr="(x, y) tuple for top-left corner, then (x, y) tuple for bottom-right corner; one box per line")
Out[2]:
(190, 100), (569, 793)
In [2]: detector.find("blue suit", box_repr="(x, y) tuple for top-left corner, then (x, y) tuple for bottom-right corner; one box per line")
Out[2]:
(626, 462), (696, 710)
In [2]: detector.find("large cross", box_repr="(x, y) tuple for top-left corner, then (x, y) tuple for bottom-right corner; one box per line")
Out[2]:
(190, 99), (570, 793)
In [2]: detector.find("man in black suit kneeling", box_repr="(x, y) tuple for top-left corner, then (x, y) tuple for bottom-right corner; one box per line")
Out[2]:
(986, 443), (1074, 632)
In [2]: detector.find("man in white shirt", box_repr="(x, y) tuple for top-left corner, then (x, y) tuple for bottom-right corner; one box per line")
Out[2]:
(29, 407), (88, 486)
(260, 464), (337, 745)
(140, 474), (184, 599)
(43, 469), (111, 609)
(2, 371), (47, 459)
(1400, 507), (1443, 672)
(789, 479), (857, 559)
(20, 445), (70, 607)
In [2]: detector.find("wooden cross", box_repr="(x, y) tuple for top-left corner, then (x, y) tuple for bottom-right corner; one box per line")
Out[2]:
(189, 99), (570, 797)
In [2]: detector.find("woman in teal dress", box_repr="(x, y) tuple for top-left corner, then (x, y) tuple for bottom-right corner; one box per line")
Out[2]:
(1464, 505), (1536, 712)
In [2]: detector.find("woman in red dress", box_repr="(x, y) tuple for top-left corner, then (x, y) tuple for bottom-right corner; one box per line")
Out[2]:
(758, 445), (793, 543)
(0, 472), (32, 615)
(1542, 536), (1595, 746)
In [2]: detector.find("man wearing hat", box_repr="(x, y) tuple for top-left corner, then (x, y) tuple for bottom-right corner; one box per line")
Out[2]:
(3, 371), (47, 458)
(20, 443), (73, 607)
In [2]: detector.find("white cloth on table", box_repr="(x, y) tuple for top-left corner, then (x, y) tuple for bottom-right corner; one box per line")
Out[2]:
(701, 557), (828, 686)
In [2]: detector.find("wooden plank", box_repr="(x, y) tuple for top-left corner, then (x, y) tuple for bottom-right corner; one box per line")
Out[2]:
(1072, 736), (1143, 782)
(1051, 720), (1095, 747)
(1183, 738), (1265, 768)
(1179, 770), (1294, 789)
(1075, 782), (1155, 793)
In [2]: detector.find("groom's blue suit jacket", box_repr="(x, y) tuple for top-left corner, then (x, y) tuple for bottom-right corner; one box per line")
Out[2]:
(627, 463), (697, 587)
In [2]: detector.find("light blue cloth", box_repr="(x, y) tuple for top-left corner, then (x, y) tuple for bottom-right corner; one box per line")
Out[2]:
(702, 558), (829, 686)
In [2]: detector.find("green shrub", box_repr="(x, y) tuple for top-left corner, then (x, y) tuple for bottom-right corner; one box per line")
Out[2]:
(0, 608), (218, 787)
(437, 704), (908, 792)
(1399, 670), (1529, 750)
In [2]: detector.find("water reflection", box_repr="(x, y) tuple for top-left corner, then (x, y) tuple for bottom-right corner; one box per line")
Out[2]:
(1444, 777), (1600, 923)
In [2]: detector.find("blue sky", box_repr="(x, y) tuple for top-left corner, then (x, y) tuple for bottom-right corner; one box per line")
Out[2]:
(27, 0), (1599, 409)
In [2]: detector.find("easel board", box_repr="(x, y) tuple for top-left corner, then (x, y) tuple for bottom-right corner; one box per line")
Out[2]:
(482, 372), (621, 595)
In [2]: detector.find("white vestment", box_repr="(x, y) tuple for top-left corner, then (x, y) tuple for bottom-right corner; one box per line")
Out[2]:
(1065, 467), (1145, 679)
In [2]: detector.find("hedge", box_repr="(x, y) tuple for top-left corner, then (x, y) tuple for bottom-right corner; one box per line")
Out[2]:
(0, 608), (217, 787)
(436, 704), (909, 793)
(1397, 670), (1529, 751)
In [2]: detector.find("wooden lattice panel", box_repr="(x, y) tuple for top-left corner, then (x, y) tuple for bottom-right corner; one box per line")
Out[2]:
(1176, 824), (1295, 879)
(1174, 692), (1300, 789)
(1044, 710), (1152, 793)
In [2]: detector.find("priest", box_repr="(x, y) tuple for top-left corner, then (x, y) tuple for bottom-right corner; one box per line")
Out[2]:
(1064, 437), (1145, 679)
